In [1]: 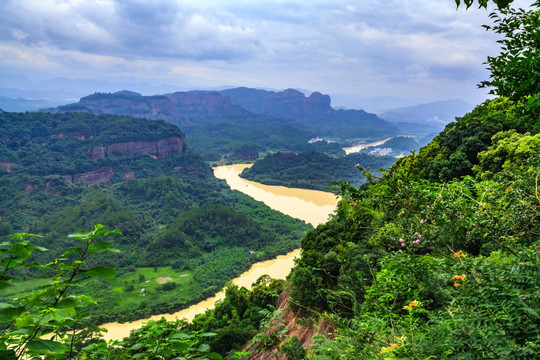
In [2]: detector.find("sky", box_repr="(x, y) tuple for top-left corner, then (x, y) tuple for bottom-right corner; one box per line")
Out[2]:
(0, 0), (535, 111)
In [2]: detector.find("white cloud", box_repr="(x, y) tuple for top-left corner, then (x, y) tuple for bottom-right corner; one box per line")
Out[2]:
(0, 0), (536, 108)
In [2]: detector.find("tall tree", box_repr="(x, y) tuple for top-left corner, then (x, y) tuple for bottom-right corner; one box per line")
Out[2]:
(479, 2), (540, 100)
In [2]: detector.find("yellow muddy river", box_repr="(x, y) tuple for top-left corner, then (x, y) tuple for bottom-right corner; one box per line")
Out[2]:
(99, 164), (338, 341)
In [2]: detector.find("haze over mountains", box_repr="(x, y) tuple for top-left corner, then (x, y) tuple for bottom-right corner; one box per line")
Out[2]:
(0, 71), (472, 132)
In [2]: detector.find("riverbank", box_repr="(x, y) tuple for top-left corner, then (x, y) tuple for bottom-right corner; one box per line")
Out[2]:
(98, 165), (338, 341)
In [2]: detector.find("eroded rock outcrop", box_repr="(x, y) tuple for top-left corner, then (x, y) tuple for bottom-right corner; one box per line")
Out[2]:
(247, 291), (336, 360)
(91, 137), (187, 161)
(220, 87), (333, 120)
(168, 91), (244, 116)
(0, 162), (20, 172)
(63, 167), (115, 185)
(49, 91), (184, 123)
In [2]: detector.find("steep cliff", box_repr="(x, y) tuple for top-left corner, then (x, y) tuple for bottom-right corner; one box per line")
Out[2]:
(247, 291), (336, 360)
(48, 91), (184, 124)
(219, 87), (333, 120)
(167, 91), (244, 116)
(219, 87), (397, 137)
(0, 111), (189, 185)
(91, 137), (187, 161)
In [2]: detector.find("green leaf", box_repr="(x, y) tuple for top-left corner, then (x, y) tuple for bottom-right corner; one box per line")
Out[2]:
(197, 343), (210, 352)
(0, 349), (17, 360)
(67, 230), (95, 241)
(62, 247), (82, 256)
(8, 233), (42, 240)
(201, 332), (217, 337)
(26, 339), (67, 355)
(55, 296), (78, 309)
(130, 343), (144, 350)
(68, 225), (122, 242)
(171, 341), (191, 353)
(206, 353), (224, 360)
(83, 266), (117, 279)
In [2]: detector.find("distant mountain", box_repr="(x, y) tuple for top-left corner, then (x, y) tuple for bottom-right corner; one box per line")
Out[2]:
(42, 88), (399, 160)
(45, 90), (254, 125)
(0, 72), (192, 103)
(219, 87), (333, 119)
(380, 99), (474, 125)
(0, 96), (68, 112)
(220, 87), (398, 137)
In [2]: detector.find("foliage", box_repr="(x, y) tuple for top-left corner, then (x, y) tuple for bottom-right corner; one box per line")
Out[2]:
(81, 319), (223, 360)
(479, 3), (540, 100)
(0, 225), (121, 359)
(474, 130), (540, 179)
(240, 151), (396, 191)
(287, 65), (539, 358)
(455, 0), (515, 9)
(1, 226), (291, 359)
(394, 96), (539, 182)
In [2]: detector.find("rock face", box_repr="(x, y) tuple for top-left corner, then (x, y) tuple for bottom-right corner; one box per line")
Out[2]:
(64, 167), (115, 185)
(167, 91), (244, 116)
(247, 291), (335, 360)
(49, 91), (184, 124)
(0, 162), (19, 172)
(219, 87), (397, 136)
(91, 137), (188, 161)
(220, 87), (333, 120)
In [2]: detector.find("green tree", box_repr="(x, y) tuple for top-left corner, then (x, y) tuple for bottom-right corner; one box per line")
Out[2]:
(479, 2), (540, 100)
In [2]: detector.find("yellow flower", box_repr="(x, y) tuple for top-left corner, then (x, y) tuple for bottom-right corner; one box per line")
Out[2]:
(381, 344), (400, 353)
(402, 299), (419, 310)
(452, 274), (467, 287)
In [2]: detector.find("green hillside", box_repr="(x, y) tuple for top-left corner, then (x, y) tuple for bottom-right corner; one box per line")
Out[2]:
(0, 111), (311, 325)
(240, 150), (396, 191)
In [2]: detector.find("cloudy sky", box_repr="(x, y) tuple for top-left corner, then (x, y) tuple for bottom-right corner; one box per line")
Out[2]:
(0, 0), (534, 111)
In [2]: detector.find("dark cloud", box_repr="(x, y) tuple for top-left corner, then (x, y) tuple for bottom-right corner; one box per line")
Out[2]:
(0, 0), (262, 60)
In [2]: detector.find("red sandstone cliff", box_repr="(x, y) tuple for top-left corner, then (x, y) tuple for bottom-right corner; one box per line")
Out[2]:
(91, 137), (187, 161)
(247, 292), (335, 360)
(167, 91), (244, 116)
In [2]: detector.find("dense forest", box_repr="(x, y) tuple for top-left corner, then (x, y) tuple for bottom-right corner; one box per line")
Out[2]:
(1, 1), (539, 359)
(0, 112), (311, 326)
(240, 151), (396, 191)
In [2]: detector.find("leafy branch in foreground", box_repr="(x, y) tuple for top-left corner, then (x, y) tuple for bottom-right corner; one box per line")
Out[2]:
(479, 3), (540, 100)
(0, 224), (121, 359)
(455, 0), (514, 9)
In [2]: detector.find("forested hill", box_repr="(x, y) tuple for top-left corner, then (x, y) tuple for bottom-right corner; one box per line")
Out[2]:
(239, 151), (397, 191)
(0, 111), (188, 178)
(0, 110), (311, 325)
(43, 88), (399, 160)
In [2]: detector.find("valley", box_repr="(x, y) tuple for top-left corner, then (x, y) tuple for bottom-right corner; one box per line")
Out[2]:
(98, 165), (338, 341)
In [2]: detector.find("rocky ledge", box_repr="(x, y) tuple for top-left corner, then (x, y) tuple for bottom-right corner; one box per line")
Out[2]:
(91, 137), (188, 161)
